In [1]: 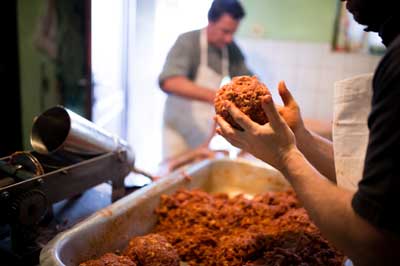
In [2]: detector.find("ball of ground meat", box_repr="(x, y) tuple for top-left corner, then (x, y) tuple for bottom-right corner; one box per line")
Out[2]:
(79, 253), (136, 266)
(123, 233), (180, 266)
(214, 76), (270, 130)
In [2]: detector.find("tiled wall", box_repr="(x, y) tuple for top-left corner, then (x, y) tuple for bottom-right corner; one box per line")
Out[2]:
(238, 38), (382, 121)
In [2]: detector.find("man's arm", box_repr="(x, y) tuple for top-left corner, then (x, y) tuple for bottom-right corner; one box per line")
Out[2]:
(161, 76), (215, 104)
(215, 96), (400, 265)
(159, 31), (216, 104)
(277, 82), (336, 182)
(283, 150), (400, 266)
(293, 126), (336, 183)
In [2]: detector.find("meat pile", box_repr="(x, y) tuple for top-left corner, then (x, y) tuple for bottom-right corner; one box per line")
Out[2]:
(79, 234), (179, 266)
(154, 189), (344, 266)
(214, 75), (270, 130)
(80, 189), (344, 266)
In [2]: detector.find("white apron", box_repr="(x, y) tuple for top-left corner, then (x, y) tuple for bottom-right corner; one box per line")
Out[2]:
(333, 73), (373, 190)
(163, 29), (229, 158)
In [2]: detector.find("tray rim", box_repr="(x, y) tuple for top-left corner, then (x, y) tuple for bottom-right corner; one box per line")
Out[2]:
(40, 158), (284, 266)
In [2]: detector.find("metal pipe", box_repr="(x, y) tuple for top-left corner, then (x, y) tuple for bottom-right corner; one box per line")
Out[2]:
(30, 106), (134, 164)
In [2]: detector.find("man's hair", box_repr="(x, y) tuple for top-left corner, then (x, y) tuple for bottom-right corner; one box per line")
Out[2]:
(208, 0), (245, 22)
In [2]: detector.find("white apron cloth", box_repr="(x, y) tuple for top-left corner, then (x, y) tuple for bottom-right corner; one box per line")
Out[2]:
(162, 29), (229, 158)
(333, 73), (373, 191)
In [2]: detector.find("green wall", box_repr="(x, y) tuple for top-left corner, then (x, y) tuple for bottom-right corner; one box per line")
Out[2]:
(238, 0), (337, 43)
(18, 0), (59, 149)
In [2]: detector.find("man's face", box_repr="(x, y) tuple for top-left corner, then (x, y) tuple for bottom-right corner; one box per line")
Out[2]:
(342, 0), (386, 31)
(207, 13), (240, 49)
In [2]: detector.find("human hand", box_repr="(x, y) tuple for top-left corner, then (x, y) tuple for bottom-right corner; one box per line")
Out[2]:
(276, 81), (305, 136)
(214, 94), (298, 171)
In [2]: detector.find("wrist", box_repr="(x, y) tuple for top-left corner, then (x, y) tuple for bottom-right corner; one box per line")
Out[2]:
(206, 89), (216, 104)
(293, 121), (307, 138)
(293, 124), (312, 150)
(280, 147), (304, 176)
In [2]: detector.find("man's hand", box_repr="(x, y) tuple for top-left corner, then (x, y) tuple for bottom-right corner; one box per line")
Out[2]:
(215, 94), (298, 171)
(276, 81), (305, 136)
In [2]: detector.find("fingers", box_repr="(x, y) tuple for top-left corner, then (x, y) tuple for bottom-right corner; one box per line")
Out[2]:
(225, 102), (257, 131)
(261, 95), (285, 129)
(214, 115), (244, 148)
(214, 115), (235, 136)
(278, 81), (296, 108)
(215, 127), (243, 148)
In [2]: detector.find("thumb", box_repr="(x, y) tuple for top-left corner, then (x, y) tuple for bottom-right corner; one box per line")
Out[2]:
(278, 81), (296, 108)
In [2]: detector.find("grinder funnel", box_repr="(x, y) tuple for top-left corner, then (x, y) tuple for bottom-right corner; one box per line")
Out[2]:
(30, 106), (134, 164)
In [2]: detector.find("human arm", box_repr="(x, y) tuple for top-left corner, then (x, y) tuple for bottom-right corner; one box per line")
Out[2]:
(275, 81), (336, 182)
(159, 32), (216, 104)
(161, 76), (216, 104)
(215, 95), (400, 265)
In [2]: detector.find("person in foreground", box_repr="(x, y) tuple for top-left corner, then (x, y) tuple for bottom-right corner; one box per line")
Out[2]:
(215, 0), (400, 265)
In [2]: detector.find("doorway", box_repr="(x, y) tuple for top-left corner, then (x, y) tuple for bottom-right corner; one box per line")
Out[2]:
(128, 0), (212, 173)
(92, 0), (212, 173)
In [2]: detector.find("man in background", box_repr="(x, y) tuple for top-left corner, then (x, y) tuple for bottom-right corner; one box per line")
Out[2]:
(158, 0), (252, 159)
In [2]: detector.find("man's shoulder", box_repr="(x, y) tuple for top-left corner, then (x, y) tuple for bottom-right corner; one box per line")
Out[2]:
(227, 40), (245, 60)
(390, 34), (400, 49)
(373, 34), (400, 88)
(383, 35), (400, 63)
(177, 29), (201, 43)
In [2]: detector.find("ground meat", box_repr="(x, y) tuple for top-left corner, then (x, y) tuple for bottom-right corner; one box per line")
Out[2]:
(123, 233), (180, 266)
(214, 75), (271, 130)
(79, 253), (136, 266)
(80, 189), (344, 266)
(153, 189), (345, 266)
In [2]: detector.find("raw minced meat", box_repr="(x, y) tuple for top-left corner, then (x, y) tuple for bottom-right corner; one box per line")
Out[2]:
(214, 75), (271, 130)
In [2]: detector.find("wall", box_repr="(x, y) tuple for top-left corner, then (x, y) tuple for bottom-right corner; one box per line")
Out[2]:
(239, 0), (337, 42)
(237, 38), (381, 121)
(17, 0), (59, 149)
(235, 0), (381, 122)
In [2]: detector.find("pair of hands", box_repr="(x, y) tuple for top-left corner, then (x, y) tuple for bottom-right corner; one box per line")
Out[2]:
(214, 81), (304, 171)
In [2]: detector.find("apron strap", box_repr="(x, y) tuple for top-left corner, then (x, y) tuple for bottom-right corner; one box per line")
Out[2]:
(200, 28), (229, 77)
(222, 47), (229, 77)
(200, 29), (208, 66)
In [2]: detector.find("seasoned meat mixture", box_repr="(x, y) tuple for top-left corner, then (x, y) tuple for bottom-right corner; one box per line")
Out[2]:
(123, 233), (179, 266)
(153, 189), (344, 266)
(79, 253), (136, 266)
(80, 189), (344, 266)
(214, 75), (270, 130)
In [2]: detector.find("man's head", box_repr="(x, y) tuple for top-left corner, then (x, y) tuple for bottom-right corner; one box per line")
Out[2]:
(342, 0), (396, 32)
(207, 0), (245, 49)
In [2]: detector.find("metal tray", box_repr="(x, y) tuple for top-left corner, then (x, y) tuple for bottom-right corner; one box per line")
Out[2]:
(40, 158), (291, 266)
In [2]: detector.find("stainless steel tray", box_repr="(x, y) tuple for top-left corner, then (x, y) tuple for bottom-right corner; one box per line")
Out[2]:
(40, 158), (290, 266)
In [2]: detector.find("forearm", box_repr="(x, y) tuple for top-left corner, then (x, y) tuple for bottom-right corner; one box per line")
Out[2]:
(294, 126), (336, 183)
(161, 76), (215, 103)
(281, 149), (400, 265)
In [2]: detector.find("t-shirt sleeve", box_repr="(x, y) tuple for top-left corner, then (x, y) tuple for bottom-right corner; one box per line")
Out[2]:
(158, 34), (195, 87)
(229, 42), (253, 77)
(352, 36), (400, 236)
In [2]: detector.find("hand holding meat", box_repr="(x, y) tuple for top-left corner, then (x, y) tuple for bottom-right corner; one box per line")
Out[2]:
(215, 92), (297, 171)
(275, 81), (305, 135)
(214, 76), (271, 130)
